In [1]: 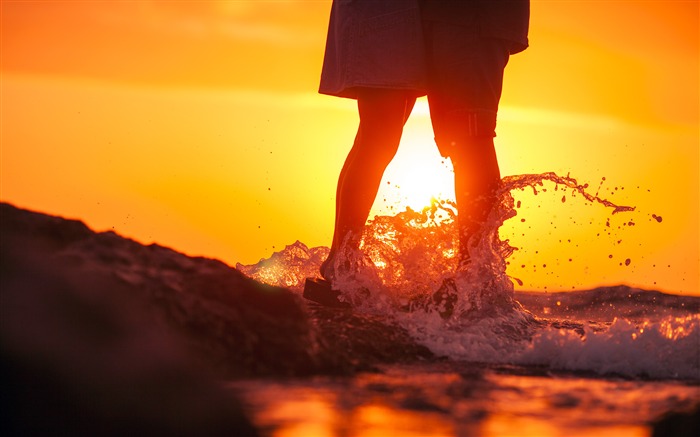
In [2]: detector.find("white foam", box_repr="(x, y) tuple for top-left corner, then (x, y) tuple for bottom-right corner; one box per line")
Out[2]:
(515, 315), (700, 379)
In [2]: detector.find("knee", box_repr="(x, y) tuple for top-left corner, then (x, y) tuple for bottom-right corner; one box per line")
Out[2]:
(433, 109), (498, 159)
(360, 143), (399, 173)
(446, 136), (497, 168)
(354, 126), (402, 164)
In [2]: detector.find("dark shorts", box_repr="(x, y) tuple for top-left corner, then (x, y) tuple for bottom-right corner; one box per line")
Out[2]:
(423, 20), (511, 156)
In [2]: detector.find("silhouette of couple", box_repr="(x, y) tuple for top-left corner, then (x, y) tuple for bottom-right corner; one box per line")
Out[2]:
(318, 0), (529, 284)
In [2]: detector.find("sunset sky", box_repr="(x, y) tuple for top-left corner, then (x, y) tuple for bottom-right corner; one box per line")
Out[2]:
(2, 1), (698, 295)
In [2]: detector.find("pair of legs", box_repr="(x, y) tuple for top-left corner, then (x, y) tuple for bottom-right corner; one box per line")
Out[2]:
(321, 89), (415, 281)
(321, 92), (501, 281)
(322, 26), (510, 281)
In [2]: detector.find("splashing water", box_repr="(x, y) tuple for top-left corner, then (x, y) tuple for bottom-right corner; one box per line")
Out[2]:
(240, 171), (636, 323)
(238, 173), (699, 379)
(327, 172), (635, 317)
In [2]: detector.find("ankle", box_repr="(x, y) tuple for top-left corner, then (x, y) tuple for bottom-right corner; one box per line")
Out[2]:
(320, 253), (335, 282)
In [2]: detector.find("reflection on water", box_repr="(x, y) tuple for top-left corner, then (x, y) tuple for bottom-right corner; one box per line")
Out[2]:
(228, 364), (698, 437)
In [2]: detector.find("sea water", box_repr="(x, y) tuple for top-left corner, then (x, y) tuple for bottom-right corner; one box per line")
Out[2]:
(229, 363), (699, 437)
(236, 172), (699, 436)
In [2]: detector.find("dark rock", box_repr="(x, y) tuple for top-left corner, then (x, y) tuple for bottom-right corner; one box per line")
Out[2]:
(1, 202), (319, 378)
(652, 406), (700, 437)
(0, 204), (432, 379)
(1, 221), (258, 436)
(309, 305), (434, 374)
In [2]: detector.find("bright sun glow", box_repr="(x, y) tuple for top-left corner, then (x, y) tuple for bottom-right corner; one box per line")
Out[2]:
(372, 99), (456, 215)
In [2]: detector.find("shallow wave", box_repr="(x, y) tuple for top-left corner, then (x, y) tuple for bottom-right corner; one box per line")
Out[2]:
(516, 314), (700, 379)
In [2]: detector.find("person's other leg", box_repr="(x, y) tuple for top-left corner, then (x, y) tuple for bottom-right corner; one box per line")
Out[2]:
(450, 134), (501, 250)
(321, 89), (416, 281)
(424, 21), (510, 262)
(428, 107), (501, 260)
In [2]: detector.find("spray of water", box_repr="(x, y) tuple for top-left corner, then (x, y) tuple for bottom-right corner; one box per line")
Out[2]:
(328, 172), (634, 321)
(238, 173), (700, 377)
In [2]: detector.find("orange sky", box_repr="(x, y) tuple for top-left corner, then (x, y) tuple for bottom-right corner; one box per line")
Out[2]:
(2, 1), (698, 295)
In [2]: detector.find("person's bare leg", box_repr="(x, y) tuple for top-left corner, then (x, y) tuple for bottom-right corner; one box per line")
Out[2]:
(321, 90), (415, 281)
(451, 136), (501, 265)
